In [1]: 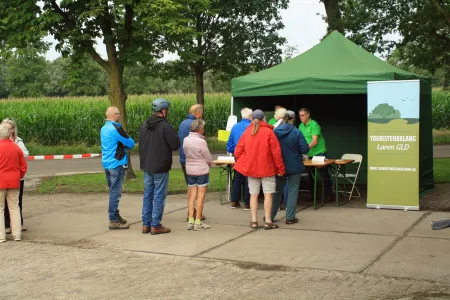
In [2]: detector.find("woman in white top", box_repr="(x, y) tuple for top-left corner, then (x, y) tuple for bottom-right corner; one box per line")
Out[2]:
(1, 118), (29, 232)
(273, 108), (287, 129)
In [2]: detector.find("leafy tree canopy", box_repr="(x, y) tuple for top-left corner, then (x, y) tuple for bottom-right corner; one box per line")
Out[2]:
(0, 0), (209, 177)
(166, 0), (288, 104)
(340, 0), (450, 73)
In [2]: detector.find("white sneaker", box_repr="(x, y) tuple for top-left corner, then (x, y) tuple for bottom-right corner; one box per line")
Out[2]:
(13, 236), (21, 241)
(0, 239), (5, 243)
(187, 222), (194, 230)
(194, 222), (210, 231)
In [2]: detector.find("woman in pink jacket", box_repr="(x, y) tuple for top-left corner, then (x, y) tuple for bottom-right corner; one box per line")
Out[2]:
(183, 119), (212, 231)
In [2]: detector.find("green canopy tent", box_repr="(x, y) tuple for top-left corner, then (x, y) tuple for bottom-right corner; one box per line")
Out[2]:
(231, 31), (434, 194)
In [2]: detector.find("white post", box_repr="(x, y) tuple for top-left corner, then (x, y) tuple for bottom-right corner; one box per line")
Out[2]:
(229, 97), (233, 158)
(230, 96), (234, 116)
(228, 97), (234, 197)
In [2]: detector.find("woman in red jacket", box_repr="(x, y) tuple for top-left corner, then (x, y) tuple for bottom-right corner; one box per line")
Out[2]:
(234, 110), (285, 230)
(0, 124), (27, 242)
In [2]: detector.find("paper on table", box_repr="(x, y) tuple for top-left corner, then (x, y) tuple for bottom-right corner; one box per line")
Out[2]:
(312, 156), (325, 162)
(217, 156), (235, 163)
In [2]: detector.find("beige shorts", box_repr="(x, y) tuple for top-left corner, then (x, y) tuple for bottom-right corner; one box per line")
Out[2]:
(247, 176), (276, 195)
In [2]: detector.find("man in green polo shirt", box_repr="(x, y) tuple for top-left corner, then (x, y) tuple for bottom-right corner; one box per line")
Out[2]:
(298, 108), (334, 202)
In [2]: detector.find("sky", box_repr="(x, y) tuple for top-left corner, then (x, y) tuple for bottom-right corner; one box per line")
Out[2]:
(44, 0), (327, 61)
(367, 81), (420, 119)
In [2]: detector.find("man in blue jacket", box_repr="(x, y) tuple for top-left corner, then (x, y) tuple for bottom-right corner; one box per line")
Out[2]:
(178, 104), (205, 220)
(271, 110), (309, 224)
(227, 107), (252, 209)
(179, 104), (203, 182)
(101, 106), (135, 230)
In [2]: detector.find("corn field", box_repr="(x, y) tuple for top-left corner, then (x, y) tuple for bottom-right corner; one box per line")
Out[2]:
(0, 91), (448, 146)
(432, 91), (450, 129)
(0, 94), (230, 146)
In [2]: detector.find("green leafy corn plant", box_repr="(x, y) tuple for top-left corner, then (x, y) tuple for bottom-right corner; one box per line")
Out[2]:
(0, 93), (230, 145)
(432, 90), (450, 129)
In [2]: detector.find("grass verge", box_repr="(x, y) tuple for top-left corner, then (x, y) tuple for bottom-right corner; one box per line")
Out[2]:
(434, 158), (450, 184)
(37, 158), (450, 194)
(27, 143), (102, 156)
(38, 167), (227, 194)
(433, 129), (450, 145)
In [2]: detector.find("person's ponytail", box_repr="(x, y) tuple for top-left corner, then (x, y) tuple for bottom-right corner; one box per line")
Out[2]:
(252, 119), (260, 135)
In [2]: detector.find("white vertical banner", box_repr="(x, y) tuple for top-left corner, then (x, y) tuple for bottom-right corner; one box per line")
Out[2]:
(366, 80), (420, 211)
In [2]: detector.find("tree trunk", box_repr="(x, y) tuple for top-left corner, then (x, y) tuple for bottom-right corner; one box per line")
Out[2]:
(108, 62), (136, 179)
(322, 0), (345, 34)
(443, 71), (449, 91)
(194, 65), (205, 105)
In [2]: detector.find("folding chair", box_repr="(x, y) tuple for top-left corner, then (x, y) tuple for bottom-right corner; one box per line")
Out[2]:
(336, 154), (363, 200)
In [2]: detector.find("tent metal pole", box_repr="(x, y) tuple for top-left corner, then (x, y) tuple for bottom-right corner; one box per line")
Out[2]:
(231, 96), (234, 116)
(229, 97), (234, 200)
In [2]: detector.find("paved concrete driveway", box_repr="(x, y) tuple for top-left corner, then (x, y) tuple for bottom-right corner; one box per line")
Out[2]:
(1, 192), (450, 299)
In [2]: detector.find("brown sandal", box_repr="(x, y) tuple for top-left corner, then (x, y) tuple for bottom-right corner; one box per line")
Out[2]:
(250, 221), (258, 229)
(264, 222), (279, 230)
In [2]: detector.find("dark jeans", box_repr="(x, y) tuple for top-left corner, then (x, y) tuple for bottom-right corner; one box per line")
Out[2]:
(187, 173), (209, 187)
(181, 162), (188, 185)
(308, 152), (333, 195)
(105, 166), (125, 222)
(232, 170), (250, 205)
(5, 180), (24, 228)
(142, 171), (169, 228)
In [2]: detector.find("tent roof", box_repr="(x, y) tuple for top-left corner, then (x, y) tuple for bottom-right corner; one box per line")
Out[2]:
(231, 31), (428, 97)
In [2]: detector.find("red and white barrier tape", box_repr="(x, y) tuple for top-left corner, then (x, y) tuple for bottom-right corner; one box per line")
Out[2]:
(27, 153), (101, 161)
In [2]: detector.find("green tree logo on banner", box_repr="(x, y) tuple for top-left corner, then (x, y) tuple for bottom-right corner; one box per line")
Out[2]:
(368, 103), (401, 119)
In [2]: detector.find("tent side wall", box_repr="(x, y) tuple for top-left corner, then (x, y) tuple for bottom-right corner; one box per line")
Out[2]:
(233, 95), (369, 184)
(419, 79), (435, 194)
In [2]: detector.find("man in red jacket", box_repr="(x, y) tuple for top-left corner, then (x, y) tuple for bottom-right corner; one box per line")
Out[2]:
(0, 124), (27, 242)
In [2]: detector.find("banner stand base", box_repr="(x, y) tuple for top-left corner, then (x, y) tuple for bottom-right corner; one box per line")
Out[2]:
(366, 204), (420, 211)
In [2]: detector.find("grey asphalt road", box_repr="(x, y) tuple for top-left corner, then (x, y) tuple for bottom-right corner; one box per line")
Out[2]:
(433, 144), (450, 159)
(26, 145), (450, 177)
